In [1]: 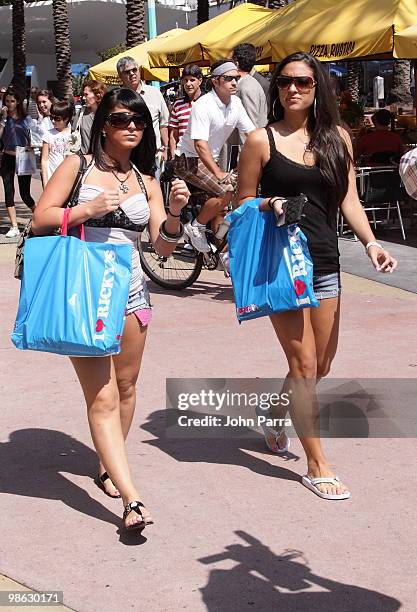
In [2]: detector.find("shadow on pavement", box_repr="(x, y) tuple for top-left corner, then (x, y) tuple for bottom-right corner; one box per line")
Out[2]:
(147, 279), (234, 302)
(141, 409), (301, 483)
(0, 428), (120, 528)
(198, 531), (401, 611)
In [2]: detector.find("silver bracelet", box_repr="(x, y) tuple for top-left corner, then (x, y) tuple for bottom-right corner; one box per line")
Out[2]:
(159, 220), (184, 243)
(365, 241), (383, 254)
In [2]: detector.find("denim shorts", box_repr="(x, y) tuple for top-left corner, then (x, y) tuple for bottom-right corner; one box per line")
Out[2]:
(313, 272), (341, 300)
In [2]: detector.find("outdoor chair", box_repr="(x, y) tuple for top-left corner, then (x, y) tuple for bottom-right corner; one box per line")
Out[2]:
(339, 167), (406, 240)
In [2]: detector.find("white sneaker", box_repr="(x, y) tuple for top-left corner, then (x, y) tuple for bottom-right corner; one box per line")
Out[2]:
(182, 242), (194, 252)
(5, 226), (20, 238)
(183, 222), (210, 253)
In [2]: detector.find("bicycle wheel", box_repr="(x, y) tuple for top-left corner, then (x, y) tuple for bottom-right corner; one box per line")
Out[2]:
(138, 227), (204, 290)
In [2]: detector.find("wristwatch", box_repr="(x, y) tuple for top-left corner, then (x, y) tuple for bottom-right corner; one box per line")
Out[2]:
(365, 241), (383, 255)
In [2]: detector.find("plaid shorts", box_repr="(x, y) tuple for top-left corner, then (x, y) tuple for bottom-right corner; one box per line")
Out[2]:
(173, 154), (236, 197)
(399, 148), (417, 199)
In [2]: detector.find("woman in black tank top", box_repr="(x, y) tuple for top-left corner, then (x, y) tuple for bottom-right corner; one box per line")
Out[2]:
(236, 52), (397, 501)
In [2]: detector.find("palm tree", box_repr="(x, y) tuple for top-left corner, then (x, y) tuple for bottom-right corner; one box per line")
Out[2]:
(347, 61), (360, 102)
(52, 0), (73, 99)
(11, 0), (27, 98)
(126, 0), (146, 48)
(387, 60), (412, 107)
(197, 0), (209, 25)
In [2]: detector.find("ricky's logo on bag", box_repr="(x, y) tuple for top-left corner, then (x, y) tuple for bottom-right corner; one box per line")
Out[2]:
(94, 249), (117, 341)
(286, 226), (311, 306)
(237, 304), (260, 315)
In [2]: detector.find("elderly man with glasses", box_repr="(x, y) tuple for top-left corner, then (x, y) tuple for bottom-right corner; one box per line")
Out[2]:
(116, 57), (169, 172)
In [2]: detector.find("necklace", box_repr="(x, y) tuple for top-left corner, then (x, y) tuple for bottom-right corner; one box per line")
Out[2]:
(111, 166), (133, 194)
(281, 123), (311, 151)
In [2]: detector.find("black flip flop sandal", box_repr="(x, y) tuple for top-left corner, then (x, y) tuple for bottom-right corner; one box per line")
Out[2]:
(123, 501), (154, 533)
(94, 471), (121, 499)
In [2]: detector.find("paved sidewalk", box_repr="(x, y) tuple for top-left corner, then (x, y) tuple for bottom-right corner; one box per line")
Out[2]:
(1, 233), (416, 612)
(0, 175), (40, 244)
(0, 575), (73, 612)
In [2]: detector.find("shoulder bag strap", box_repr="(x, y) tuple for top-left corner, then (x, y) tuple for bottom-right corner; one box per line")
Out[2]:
(132, 165), (149, 201)
(73, 107), (85, 133)
(66, 152), (90, 208)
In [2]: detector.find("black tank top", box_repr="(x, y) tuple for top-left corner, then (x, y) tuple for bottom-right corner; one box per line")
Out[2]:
(260, 126), (339, 274)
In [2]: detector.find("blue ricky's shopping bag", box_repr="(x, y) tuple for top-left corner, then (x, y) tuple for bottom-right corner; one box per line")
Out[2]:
(11, 211), (132, 356)
(227, 198), (319, 322)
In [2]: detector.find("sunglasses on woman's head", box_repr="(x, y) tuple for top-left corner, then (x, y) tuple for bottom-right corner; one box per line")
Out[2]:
(276, 75), (316, 92)
(105, 112), (147, 130)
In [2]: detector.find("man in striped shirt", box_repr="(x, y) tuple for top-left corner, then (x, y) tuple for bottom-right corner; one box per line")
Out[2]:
(168, 65), (203, 158)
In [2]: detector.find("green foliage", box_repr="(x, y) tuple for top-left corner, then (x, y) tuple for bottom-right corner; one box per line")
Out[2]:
(71, 72), (88, 97)
(97, 43), (126, 63)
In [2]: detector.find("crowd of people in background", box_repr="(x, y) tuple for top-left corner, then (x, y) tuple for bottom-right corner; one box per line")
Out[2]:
(0, 42), (404, 532)
(0, 43), (266, 239)
(1, 43), (413, 241)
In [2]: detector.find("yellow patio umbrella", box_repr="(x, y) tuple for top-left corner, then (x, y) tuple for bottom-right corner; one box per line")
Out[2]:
(199, 64), (273, 76)
(88, 29), (187, 84)
(395, 25), (417, 58)
(264, 0), (417, 62)
(148, 3), (277, 68)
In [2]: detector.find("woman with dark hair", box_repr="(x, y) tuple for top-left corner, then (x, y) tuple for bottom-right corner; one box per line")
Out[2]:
(32, 88), (190, 533)
(236, 52), (397, 500)
(168, 64), (203, 158)
(0, 89), (36, 237)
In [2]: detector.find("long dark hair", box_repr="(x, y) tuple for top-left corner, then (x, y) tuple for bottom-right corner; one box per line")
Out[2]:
(268, 52), (351, 214)
(90, 88), (156, 176)
(3, 88), (26, 120)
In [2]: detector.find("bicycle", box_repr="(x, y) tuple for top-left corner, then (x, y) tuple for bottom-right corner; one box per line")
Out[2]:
(138, 171), (230, 290)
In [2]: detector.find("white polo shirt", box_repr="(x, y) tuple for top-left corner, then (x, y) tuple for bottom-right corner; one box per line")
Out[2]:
(177, 89), (255, 159)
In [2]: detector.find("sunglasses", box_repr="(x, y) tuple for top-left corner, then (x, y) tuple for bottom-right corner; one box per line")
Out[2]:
(220, 75), (241, 83)
(276, 75), (316, 92)
(51, 115), (65, 121)
(106, 112), (147, 130)
(122, 67), (138, 76)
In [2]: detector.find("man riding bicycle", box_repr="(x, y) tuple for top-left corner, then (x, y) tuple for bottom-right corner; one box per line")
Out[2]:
(173, 59), (255, 252)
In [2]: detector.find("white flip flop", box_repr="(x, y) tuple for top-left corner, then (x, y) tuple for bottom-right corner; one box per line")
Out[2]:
(255, 405), (290, 454)
(302, 475), (351, 500)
